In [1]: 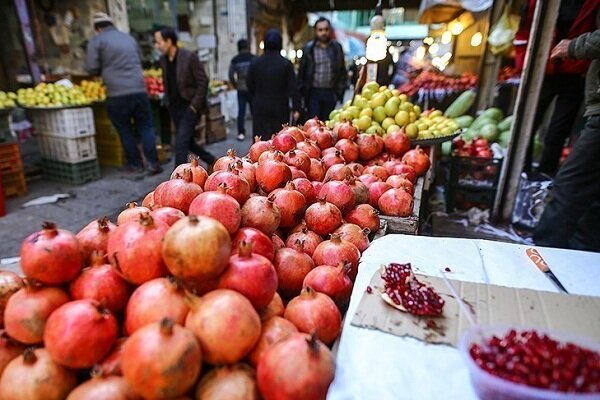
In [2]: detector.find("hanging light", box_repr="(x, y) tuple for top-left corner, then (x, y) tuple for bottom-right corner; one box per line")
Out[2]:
(429, 43), (440, 55)
(423, 36), (434, 46)
(450, 22), (464, 35)
(415, 46), (426, 60)
(297, 49), (303, 58)
(441, 31), (452, 44)
(259, 41), (264, 50)
(289, 49), (296, 59)
(280, 49), (287, 57)
(471, 32), (483, 47)
(366, 1), (387, 62)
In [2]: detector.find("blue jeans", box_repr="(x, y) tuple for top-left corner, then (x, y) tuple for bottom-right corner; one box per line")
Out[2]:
(237, 90), (252, 134)
(169, 104), (216, 166)
(106, 92), (158, 168)
(307, 87), (337, 122)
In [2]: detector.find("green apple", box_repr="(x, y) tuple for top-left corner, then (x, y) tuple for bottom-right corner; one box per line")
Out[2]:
(329, 109), (340, 120)
(343, 100), (351, 110)
(384, 98), (400, 117)
(382, 117), (395, 131)
(360, 108), (373, 118)
(370, 93), (387, 109)
(364, 81), (380, 92)
(357, 115), (372, 131)
(373, 106), (386, 124)
(387, 124), (401, 134)
(394, 110), (409, 126)
(347, 106), (361, 119)
(365, 125), (379, 134)
(339, 110), (352, 121)
(405, 123), (418, 139)
(354, 97), (369, 109)
(361, 88), (375, 100)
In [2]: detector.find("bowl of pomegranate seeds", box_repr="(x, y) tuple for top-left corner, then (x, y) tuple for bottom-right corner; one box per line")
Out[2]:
(459, 325), (600, 400)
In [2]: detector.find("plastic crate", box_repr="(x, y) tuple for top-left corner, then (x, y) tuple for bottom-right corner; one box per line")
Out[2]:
(450, 155), (503, 190)
(97, 142), (125, 167)
(37, 135), (97, 163)
(42, 158), (101, 185)
(30, 107), (95, 138)
(446, 186), (496, 212)
(1, 169), (27, 197)
(95, 121), (121, 146)
(0, 143), (23, 174)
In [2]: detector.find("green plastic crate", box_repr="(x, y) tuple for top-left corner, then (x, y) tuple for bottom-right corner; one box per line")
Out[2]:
(42, 158), (101, 185)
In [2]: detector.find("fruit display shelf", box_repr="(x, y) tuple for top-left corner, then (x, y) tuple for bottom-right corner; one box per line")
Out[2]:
(410, 130), (462, 147)
(378, 175), (424, 235)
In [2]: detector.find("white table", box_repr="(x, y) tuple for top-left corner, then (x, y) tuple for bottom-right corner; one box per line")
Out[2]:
(327, 234), (600, 400)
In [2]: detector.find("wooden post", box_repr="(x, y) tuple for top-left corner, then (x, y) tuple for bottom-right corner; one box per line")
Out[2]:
(14, 0), (41, 84)
(493, 0), (561, 220)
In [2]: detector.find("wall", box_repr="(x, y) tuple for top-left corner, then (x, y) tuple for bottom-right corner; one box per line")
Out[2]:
(0, 2), (27, 89)
(452, 12), (488, 73)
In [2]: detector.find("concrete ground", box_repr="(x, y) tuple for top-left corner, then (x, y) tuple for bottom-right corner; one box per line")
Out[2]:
(0, 119), (253, 272)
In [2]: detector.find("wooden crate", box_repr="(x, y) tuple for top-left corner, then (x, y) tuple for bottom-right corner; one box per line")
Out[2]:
(0, 143), (23, 175)
(2, 169), (27, 197)
(378, 176), (425, 235)
(207, 116), (226, 144)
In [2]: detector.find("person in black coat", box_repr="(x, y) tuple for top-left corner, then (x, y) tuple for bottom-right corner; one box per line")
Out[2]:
(247, 29), (301, 141)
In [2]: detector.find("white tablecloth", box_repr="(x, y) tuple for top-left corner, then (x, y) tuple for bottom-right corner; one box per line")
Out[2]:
(327, 235), (600, 400)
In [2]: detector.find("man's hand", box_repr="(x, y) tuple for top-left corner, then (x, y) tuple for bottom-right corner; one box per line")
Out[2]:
(551, 39), (571, 59)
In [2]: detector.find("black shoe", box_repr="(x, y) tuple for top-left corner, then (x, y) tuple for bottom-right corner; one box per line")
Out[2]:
(146, 164), (163, 176)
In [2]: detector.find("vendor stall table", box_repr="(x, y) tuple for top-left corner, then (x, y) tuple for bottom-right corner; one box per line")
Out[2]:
(328, 234), (600, 400)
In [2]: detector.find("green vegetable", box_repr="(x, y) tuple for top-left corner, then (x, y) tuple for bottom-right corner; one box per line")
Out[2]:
(454, 115), (474, 129)
(482, 107), (504, 122)
(463, 128), (478, 141)
(479, 123), (499, 142)
(444, 91), (476, 118)
(498, 130), (512, 147)
(441, 141), (452, 156)
(497, 115), (513, 131)
(470, 116), (496, 131)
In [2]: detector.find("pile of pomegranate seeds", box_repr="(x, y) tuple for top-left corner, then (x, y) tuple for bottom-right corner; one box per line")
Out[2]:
(470, 329), (600, 393)
(381, 263), (445, 316)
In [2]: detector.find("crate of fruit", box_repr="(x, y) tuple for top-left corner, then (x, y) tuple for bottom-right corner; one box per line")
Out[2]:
(378, 176), (425, 235)
(37, 135), (97, 163)
(450, 155), (503, 190)
(30, 107), (95, 138)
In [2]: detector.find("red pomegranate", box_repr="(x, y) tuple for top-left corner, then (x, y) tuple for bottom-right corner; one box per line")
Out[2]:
(195, 363), (260, 400)
(283, 149), (311, 174)
(284, 287), (341, 344)
(289, 166), (307, 180)
(319, 180), (355, 214)
(402, 146), (431, 176)
(271, 234), (285, 251)
(69, 252), (130, 313)
(334, 223), (370, 252)
(124, 277), (189, 335)
(288, 220), (308, 234)
(4, 281), (69, 344)
(258, 148), (279, 163)
(186, 289), (261, 365)
(357, 173), (382, 188)
(217, 241), (278, 309)
(248, 316), (298, 367)
(313, 234), (361, 280)
(65, 375), (139, 400)
(379, 188), (414, 217)
(259, 292), (285, 320)
(285, 227), (323, 257)
(76, 216), (117, 262)
(0, 271), (23, 327)
(108, 213), (169, 285)
(383, 158), (401, 175)
(292, 177), (316, 205)
(384, 130), (411, 156)
(335, 138), (359, 162)
(0, 331), (26, 377)
(0, 348), (77, 400)
(235, 158), (258, 192)
(95, 337), (126, 376)
(204, 165), (251, 205)
(304, 199), (342, 236)
(257, 333), (334, 400)
(346, 175), (369, 205)
(369, 181), (393, 208)
(171, 157), (209, 187)
(240, 196), (281, 235)
(122, 318), (202, 399)
(348, 162), (364, 177)
(345, 203), (381, 233)
(303, 262), (353, 311)
(142, 191), (155, 209)
(44, 299), (119, 369)
(270, 182), (307, 228)
(213, 148), (241, 171)
(336, 121), (359, 140)
(162, 215), (232, 283)
(312, 180), (324, 196)
(280, 125), (306, 142)
(189, 183), (241, 234)
(231, 227), (275, 261)
(273, 241), (315, 299)
(150, 206), (185, 226)
(303, 116), (323, 131)
(308, 126), (335, 149)
(256, 153), (292, 193)
(390, 162), (417, 183)
(155, 169), (203, 213)
(356, 133), (381, 161)
(307, 158), (326, 181)
(374, 134), (385, 154)
(363, 165), (389, 181)
(249, 136), (271, 163)
(387, 175), (415, 194)
(324, 163), (353, 182)
(272, 132), (297, 153)
(20, 222), (82, 285)
(117, 202), (150, 225)
(296, 139), (321, 159)
(321, 149), (346, 169)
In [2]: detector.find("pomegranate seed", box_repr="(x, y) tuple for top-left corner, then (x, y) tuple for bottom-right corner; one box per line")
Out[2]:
(366, 286), (372, 294)
(444, 267), (451, 272)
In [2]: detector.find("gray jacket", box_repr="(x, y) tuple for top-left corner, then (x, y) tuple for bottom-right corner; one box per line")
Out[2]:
(85, 26), (146, 98)
(568, 27), (600, 116)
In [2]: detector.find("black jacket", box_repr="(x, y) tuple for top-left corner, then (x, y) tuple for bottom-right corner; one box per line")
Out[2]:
(298, 40), (347, 101)
(229, 51), (255, 92)
(159, 48), (208, 112)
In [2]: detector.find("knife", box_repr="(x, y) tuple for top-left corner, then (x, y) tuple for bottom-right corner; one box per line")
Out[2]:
(526, 248), (569, 294)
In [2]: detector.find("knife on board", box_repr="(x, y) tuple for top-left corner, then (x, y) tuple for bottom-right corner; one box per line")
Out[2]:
(526, 248), (569, 294)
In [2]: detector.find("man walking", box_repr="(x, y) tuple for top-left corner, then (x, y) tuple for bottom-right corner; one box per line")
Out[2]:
(153, 27), (216, 168)
(229, 39), (255, 141)
(85, 12), (161, 174)
(298, 17), (347, 122)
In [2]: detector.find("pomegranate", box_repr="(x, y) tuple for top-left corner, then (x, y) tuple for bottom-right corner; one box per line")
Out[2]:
(390, 162), (417, 183)
(217, 241), (278, 309)
(384, 130), (411, 156)
(284, 286), (341, 344)
(319, 180), (355, 214)
(270, 182), (306, 228)
(20, 222), (82, 285)
(204, 165), (251, 205)
(357, 173), (381, 188)
(163, 215), (232, 283)
(289, 220), (308, 234)
(155, 169), (203, 213)
(296, 139), (321, 159)
(346, 175), (369, 204)
(257, 333), (334, 400)
(76, 216), (117, 262)
(231, 227), (275, 261)
(307, 158), (326, 181)
(273, 241), (315, 299)
(303, 262), (353, 311)
(0, 348), (77, 400)
(292, 177), (316, 205)
(284, 149), (311, 174)
(256, 153), (292, 193)
(334, 223), (370, 252)
(69, 252), (131, 313)
(189, 183), (241, 234)
(387, 175), (415, 195)
(335, 139), (359, 164)
(142, 191), (155, 209)
(272, 132), (297, 153)
(285, 227), (323, 257)
(122, 318), (202, 399)
(308, 126), (335, 149)
(249, 136), (271, 163)
(108, 213), (169, 285)
(258, 147), (279, 163)
(150, 206), (185, 226)
(259, 292), (285, 320)
(171, 157), (209, 187)
(235, 158), (257, 192)
(363, 165), (389, 181)
(195, 364), (260, 400)
(66, 375), (139, 400)
(44, 299), (119, 369)
(214, 148), (241, 171)
(324, 163), (353, 182)
(348, 162), (364, 177)
(186, 289), (261, 365)
(124, 277), (189, 335)
(312, 180), (324, 195)
(345, 204), (381, 233)
(304, 199), (342, 236)
(0, 331), (26, 377)
(374, 134), (385, 154)
(271, 233), (285, 251)
(378, 188), (414, 217)
(313, 234), (361, 280)
(321, 149), (346, 169)
(368, 181), (393, 208)
(240, 196), (281, 235)
(4, 281), (69, 344)
(117, 202), (150, 225)
(289, 166), (307, 179)
(0, 271), (23, 327)
(356, 133), (381, 161)
(95, 337), (126, 376)
(402, 146), (431, 176)
(336, 121), (359, 140)
(383, 158), (401, 175)
(303, 116), (323, 131)
(248, 316), (298, 367)
(280, 125), (306, 142)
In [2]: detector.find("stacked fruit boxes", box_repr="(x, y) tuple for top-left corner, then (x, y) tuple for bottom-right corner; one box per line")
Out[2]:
(446, 156), (503, 211)
(0, 142), (27, 198)
(31, 107), (100, 184)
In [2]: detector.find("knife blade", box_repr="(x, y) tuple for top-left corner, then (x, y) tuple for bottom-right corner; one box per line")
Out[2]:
(526, 248), (569, 294)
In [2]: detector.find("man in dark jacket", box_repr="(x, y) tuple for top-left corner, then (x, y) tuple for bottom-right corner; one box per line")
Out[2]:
(229, 39), (255, 141)
(247, 29), (301, 141)
(534, 27), (600, 252)
(298, 17), (347, 122)
(85, 12), (161, 175)
(154, 27), (215, 168)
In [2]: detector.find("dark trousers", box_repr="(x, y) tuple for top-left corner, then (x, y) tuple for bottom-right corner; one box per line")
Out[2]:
(106, 92), (158, 168)
(237, 90), (252, 134)
(169, 104), (216, 166)
(307, 87), (337, 122)
(526, 74), (585, 175)
(534, 115), (600, 252)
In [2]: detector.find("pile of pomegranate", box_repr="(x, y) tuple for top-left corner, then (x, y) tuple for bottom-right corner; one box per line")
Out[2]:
(0, 118), (431, 399)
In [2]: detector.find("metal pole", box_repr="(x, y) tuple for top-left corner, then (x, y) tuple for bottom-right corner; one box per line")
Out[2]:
(14, 0), (42, 84)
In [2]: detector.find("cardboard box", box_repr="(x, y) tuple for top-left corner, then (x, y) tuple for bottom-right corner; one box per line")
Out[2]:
(207, 116), (226, 144)
(208, 102), (222, 119)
